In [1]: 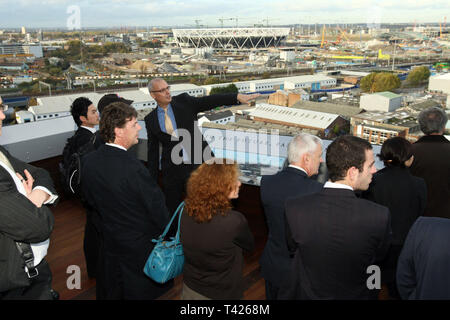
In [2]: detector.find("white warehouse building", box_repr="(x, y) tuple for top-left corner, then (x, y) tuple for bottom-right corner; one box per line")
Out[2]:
(202, 74), (337, 94)
(428, 73), (450, 94)
(359, 91), (403, 112)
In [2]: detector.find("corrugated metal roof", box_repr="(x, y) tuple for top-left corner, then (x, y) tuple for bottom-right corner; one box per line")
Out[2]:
(250, 103), (338, 129)
(292, 100), (362, 118)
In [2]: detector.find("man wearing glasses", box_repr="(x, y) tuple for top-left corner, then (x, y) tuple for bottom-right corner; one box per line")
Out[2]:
(0, 97), (59, 299)
(145, 78), (259, 217)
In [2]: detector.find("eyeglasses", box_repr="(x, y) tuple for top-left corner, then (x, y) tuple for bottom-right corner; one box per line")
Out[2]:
(151, 86), (170, 94)
(0, 104), (8, 112)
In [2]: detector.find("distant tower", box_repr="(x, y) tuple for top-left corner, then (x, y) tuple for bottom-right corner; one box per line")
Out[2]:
(21, 26), (26, 34)
(39, 29), (44, 41)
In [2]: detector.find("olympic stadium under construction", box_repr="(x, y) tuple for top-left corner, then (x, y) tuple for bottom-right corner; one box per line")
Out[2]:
(172, 27), (290, 49)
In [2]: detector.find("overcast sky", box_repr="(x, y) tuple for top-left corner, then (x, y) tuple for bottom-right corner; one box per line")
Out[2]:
(0, 0), (448, 29)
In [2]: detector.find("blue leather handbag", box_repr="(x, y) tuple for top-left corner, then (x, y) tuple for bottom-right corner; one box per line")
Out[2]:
(144, 202), (185, 284)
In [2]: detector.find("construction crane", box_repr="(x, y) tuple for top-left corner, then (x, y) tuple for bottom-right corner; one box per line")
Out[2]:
(218, 17), (234, 28)
(261, 17), (279, 27)
(320, 25), (326, 49)
(337, 26), (350, 43)
(195, 19), (202, 28)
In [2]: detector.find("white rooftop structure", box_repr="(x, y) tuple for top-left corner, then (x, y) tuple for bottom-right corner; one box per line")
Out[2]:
(172, 27), (290, 49)
(429, 73), (450, 94)
(202, 74), (337, 94)
(340, 71), (370, 77)
(30, 93), (102, 120)
(249, 103), (339, 129)
(139, 83), (205, 98)
(28, 82), (207, 120)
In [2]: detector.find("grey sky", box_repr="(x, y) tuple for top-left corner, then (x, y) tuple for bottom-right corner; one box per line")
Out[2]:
(0, 0), (448, 29)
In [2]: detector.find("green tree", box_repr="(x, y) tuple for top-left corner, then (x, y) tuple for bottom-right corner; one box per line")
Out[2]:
(360, 72), (400, 93)
(203, 76), (222, 85)
(406, 66), (431, 86)
(209, 84), (238, 95)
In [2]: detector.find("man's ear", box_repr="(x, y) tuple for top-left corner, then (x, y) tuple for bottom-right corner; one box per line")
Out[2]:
(79, 115), (87, 125)
(347, 166), (358, 183)
(114, 127), (123, 140)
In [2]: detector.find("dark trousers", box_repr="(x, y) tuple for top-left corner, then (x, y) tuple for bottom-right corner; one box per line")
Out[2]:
(265, 280), (281, 300)
(98, 252), (173, 300)
(162, 164), (196, 236)
(83, 208), (101, 279)
(0, 260), (53, 300)
(381, 244), (403, 300)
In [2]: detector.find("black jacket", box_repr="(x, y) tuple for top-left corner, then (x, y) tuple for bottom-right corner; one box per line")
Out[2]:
(180, 209), (254, 300)
(397, 217), (450, 299)
(284, 188), (391, 300)
(144, 93), (239, 183)
(81, 145), (169, 299)
(363, 166), (426, 246)
(259, 167), (322, 287)
(410, 135), (450, 218)
(0, 146), (56, 292)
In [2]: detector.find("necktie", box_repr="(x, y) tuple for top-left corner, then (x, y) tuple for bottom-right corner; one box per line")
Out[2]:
(164, 108), (175, 136)
(0, 150), (14, 172)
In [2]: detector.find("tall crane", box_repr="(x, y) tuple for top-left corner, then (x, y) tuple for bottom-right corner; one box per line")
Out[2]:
(195, 19), (202, 28)
(261, 17), (279, 27)
(320, 25), (326, 49)
(218, 17), (234, 28)
(337, 26), (350, 43)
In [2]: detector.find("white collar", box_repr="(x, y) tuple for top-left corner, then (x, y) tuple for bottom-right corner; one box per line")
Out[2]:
(324, 181), (354, 191)
(288, 164), (308, 175)
(105, 143), (127, 151)
(81, 126), (96, 134)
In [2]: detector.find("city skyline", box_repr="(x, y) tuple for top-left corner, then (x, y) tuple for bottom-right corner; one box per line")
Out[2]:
(0, 0), (448, 29)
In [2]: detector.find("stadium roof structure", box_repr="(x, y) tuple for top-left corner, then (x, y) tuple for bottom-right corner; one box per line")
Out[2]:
(172, 27), (290, 49)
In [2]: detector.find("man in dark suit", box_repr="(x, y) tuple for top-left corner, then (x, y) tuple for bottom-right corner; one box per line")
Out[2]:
(0, 100), (58, 299)
(67, 97), (101, 279)
(410, 107), (450, 218)
(260, 133), (323, 300)
(144, 78), (259, 215)
(81, 102), (170, 300)
(69, 97), (100, 151)
(397, 216), (450, 299)
(284, 135), (391, 299)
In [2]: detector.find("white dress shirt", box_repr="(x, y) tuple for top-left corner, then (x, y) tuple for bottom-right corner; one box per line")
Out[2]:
(323, 181), (354, 191)
(105, 143), (127, 151)
(288, 164), (308, 175)
(80, 126), (96, 134)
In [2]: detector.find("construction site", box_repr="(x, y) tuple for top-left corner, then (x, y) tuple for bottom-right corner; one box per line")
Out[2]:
(0, 16), (449, 95)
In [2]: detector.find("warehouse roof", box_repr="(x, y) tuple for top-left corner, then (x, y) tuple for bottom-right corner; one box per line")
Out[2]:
(250, 103), (338, 129)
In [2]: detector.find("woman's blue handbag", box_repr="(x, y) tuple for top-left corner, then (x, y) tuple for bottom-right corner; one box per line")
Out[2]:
(144, 202), (185, 284)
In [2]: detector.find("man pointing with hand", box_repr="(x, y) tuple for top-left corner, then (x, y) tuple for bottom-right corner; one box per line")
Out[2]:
(144, 78), (259, 216)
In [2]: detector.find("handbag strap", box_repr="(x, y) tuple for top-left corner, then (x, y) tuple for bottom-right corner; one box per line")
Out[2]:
(158, 201), (184, 240)
(15, 242), (39, 278)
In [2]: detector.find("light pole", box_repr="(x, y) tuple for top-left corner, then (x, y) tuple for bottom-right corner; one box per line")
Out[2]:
(392, 39), (397, 71)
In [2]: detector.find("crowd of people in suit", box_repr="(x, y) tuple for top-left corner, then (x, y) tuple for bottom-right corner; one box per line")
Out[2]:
(0, 82), (449, 300)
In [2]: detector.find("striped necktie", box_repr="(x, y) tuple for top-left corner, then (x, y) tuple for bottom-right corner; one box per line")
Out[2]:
(0, 150), (14, 172)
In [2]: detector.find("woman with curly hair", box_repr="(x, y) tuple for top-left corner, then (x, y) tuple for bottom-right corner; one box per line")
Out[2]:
(180, 159), (254, 300)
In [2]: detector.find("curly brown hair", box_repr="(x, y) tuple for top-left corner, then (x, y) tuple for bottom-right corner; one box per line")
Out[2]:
(99, 102), (137, 143)
(184, 159), (240, 223)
